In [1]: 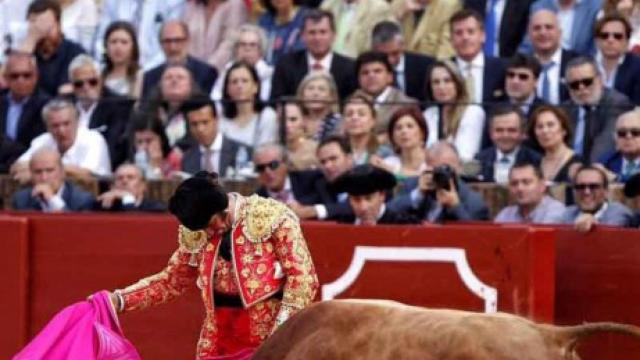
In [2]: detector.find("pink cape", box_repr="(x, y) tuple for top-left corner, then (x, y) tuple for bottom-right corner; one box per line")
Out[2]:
(13, 290), (141, 360)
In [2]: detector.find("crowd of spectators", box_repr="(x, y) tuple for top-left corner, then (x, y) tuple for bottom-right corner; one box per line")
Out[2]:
(3, 0), (640, 232)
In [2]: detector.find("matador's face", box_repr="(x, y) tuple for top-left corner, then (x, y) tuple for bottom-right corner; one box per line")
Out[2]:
(205, 209), (232, 237)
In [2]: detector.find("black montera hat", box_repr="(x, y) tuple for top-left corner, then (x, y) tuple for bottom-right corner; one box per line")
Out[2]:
(169, 171), (228, 230)
(332, 164), (396, 196)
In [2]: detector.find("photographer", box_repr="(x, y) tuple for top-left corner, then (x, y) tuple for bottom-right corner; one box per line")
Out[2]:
(388, 141), (489, 223)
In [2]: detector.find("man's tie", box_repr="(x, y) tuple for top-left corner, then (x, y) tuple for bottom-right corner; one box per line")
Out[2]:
(624, 161), (637, 180)
(464, 64), (476, 103)
(582, 106), (593, 159)
(312, 62), (323, 71)
(541, 61), (554, 102)
(483, 0), (498, 56)
(203, 148), (215, 172)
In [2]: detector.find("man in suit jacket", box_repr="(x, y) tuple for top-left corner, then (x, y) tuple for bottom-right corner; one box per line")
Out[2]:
(253, 143), (322, 205)
(450, 9), (507, 106)
(371, 21), (434, 104)
(562, 165), (634, 231)
(289, 135), (355, 220)
(599, 110), (640, 182)
(332, 164), (419, 225)
(12, 148), (94, 211)
(475, 106), (541, 183)
(0, 135), (26, 174)
(141, 20), (217, 98)
(527, 9), (580, 105)
(520, 0), (601, 56)
(66, 54), (134, 169)
(563, 56), (633, 163)
(388, 141), (490, 222)
(270, 10), (357, 101)
(594, 13), (640, 104)
(464, 0), (534, 58)
(0, 52), (49, 148)
(391, 0), (460, 59)
(95, 163), (166, 212)
(320, 0), (393, 58)
(180, 97), (244, 178)
(502, 54), (547, 119)
(354, 51), (417, 135)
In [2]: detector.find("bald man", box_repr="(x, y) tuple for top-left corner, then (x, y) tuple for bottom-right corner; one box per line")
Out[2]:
(12, 148), (94, 211)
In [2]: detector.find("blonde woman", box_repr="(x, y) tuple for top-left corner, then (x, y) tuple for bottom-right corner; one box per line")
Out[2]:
(295, 71), (341, 141)
(422, 60), (485, 161)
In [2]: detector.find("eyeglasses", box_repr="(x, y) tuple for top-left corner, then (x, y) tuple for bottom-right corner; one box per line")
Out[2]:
(255, 160), (281, 173)
(506, 71), (532, 81)
(574, 183), (604, 192)
(616, 128), (640, 138)
(568, 77), (595, 91)
(161, 37), (187, 45)
(72, 78), (99, 89)
(7, 72), (34, 80)
(598, 31), (625, 41)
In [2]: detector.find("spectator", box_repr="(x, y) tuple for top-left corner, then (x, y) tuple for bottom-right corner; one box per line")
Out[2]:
(354, 51), (417, 139)
(253, 143), (320, 205)
(495, 161), (566, 223)
(0, 52), (49, 148)
(601, 0), (640, 53)
(521, 0), (602, 55)
(12, 148), (94, 211)
(128, 111), (181, 179)
(12, 98), (111, 183)
(140, 20), (218, 98)
(623, 170), (640, 224)
(279, 98), (318, 171)
(563, 164), (635, 231)
(258, 0), (308, 65)
(0, 0), (31, 64)
(527, 9), (580, 105)
(295, 72), (341, 141)
(528, 105), (582, 183)
(563, 56), (633, 162)
(95, 163), (166, 212)
(390, 0), (460, 59)
(220, 61), (278, 148)
(377, 107), (428, 180)
(0, 135), (26, 173)
(95, 0), (184, 67)
(143, 64), (202, 150)
(423, 60), (486, 161)
(594, 12), (640, 103)
(388, 141), (490, 222)
(18, 0), (85, 96)
(475, 106), (542, 183)
(342, 94), (384, 165)
(211, 25), (273, 104)
(332, 164), (419, 224)
(270, 10), (357, 101)
(502, 53), (547, 119)
(59, 0), (99, 53)
(450, 9), (507, 105)
(101, 21), (142, 98)
(180, 96), (246, 178)
(599, 109), (640, 181)
(464, 0), (534, 58)
(66, 54), (134, 169)
(321, 0), (392, 58)
(183, 0), (248, 72)
(288, 135), (354, 220)
(371, 21), (434, 103)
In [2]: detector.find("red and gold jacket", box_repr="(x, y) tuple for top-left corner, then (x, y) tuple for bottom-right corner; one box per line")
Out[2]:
(116, 195), (318, 358)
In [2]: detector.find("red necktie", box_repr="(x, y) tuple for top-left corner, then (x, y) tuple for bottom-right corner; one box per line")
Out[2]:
(312, 62), (323, 71)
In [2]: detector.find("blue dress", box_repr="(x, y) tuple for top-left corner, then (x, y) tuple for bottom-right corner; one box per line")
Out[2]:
(258, 7), (308, 65)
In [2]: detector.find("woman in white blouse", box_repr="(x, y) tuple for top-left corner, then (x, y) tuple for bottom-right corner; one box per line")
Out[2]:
(219, 61), (278, 149)
(423, 60), (485, 161)
(101, 21), (142, 98)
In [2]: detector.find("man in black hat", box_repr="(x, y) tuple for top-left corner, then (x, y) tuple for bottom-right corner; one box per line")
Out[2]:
(332, 164), (419, 225)
(109, 171), (318, 358)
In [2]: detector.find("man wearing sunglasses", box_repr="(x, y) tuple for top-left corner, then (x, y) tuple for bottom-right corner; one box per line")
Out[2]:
(501, 54), (547, 120)
(0, 51), (49, 149)
(600, 110), (640, 182)
(562, 164), (634, 232)
(65, 54), (133, 168)
(563, 56), (633, 163)
(594, 13), (640, 104)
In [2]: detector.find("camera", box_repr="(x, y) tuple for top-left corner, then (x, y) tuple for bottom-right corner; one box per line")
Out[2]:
(432, 165), (457, 191)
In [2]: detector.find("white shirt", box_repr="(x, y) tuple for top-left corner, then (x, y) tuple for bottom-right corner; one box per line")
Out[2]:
(536, 47), (562, 105)
(596, 52), (625, 88)
(494, 147), (518, 184)
(306, 52), (334, 73)
(556, 1), (577, 50)
(61, 0), (99, 52)
(76, 102), (97, 129)
(374, 86), (393, 111)
(39, 183), (67, 212)
(455, 53), (485, 104)
(395, 55), (406, 91)
(0, 0), (30, 63)
(423, 104), (486, 161)
(19, 127), (112, 177)
(220, 107), (278, 148)
(199, 132), (223, 173)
